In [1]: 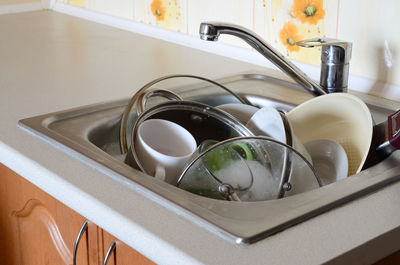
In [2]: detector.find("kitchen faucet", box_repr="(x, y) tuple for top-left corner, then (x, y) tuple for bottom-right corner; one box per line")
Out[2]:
(199, 22), (352, 96)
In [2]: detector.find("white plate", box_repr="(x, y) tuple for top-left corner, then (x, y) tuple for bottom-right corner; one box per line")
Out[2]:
(217, 103), (259, 125)
(245, 106), (286, 143)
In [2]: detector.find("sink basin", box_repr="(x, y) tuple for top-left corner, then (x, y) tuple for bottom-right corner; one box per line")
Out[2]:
(18, 73), (400, 244)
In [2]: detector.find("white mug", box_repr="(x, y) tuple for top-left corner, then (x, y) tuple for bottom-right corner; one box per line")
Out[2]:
(135, 119), (197, 185)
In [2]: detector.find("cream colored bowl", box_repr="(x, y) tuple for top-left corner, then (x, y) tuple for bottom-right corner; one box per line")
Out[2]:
(286, 93), (372, 176)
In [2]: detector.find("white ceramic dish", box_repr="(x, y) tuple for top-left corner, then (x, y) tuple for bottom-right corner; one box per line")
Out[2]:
(304, 139), (348, 185)
(246, 106), (312, 163)
(245, 106), (286, 142)
(286, 93), (373, 176)
(217, 103), (259, 125)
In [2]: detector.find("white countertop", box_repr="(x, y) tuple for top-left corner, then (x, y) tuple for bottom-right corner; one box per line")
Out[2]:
(2, 11), (400, 265)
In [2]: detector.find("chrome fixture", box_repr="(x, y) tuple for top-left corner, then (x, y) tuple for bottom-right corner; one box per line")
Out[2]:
(199, 22), (352, 95)
(73, 220), (88, 265)
(296, 38), (352, 93)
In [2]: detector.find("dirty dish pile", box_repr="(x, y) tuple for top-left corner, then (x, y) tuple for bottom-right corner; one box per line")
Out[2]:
(120, 75), (376, 202)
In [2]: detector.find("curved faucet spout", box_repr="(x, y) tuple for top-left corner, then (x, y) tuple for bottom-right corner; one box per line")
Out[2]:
(200, 22), (327, 97)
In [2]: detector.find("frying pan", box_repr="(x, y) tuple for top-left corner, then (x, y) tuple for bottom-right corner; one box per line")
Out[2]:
(362, 109), (400, 169)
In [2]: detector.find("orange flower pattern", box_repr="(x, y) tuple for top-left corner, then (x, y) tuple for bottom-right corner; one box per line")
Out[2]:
(151, 0), (166, 21)
(292, 0), (325, 25)
(279, 22), (302, 52)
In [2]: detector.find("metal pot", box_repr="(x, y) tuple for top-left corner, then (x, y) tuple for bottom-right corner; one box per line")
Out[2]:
(124, 100), (254, 175)
(119, 74), (247, 154)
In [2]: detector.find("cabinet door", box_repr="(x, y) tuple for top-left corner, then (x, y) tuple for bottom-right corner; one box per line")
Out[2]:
(0, 163), (98, 265)
(102, 230), (155, 265)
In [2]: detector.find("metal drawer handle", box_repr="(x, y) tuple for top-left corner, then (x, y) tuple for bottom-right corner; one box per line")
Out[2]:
(73, 220), (88, 265)
(102, 241), (116, 265)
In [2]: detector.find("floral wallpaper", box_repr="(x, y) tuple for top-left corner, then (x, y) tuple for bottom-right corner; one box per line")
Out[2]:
(253, 0), (333, 64)
(292, 0), (325, 25)
(280, 0), (325, 52)
(147, 0), (183, 31)
(59, 0), (330, 64)
(57, 0), (400, 88)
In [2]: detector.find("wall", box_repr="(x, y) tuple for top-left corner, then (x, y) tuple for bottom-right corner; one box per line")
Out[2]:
(0, 0), (39, 4)
(48, 0), (400, 88)
(0, 0), (43, 15)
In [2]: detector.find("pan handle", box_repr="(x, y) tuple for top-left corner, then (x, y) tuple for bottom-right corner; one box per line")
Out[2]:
(388, 109), (400, 149)
(362, 109), (400, 170)
(136, 89), (183, 116)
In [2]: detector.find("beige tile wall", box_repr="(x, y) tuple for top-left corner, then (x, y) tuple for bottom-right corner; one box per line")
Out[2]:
(338, 0), (400, 87)
(0, 0), (39, 4)
(88, 0), (134, 19)
(57, 0), (400, 87)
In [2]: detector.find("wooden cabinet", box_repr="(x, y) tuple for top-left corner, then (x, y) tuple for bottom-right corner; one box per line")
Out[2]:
(374, 250), (400, 264)
(102, 231), (155, 265)
(0, 163), (155, 265)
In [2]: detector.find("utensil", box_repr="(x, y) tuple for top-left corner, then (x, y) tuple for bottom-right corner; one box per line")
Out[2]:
(120, 74), (247, 153)
(134, 119), (197, 184)
(177, 136), (321, 202)
(286, 93), (373, 176)
(304, 139), (348, 185)
(125, 101), (254, 177)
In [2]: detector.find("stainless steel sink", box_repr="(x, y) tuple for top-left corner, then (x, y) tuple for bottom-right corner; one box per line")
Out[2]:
(18, 73), (400, 244)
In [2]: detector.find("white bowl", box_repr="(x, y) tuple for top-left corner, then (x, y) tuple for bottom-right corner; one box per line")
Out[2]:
(287, 93), (372, 176)
(304, 139), (348, 185)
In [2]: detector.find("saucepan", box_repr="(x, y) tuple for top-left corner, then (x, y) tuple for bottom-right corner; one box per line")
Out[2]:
(286, 93), (400, 176)
(124, 100), (254, 184)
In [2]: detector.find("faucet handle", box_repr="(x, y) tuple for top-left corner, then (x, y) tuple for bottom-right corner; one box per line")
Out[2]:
(296, 38), (352, 93)
(296, 38), (352, 63)
(296, 38), (350, 48)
